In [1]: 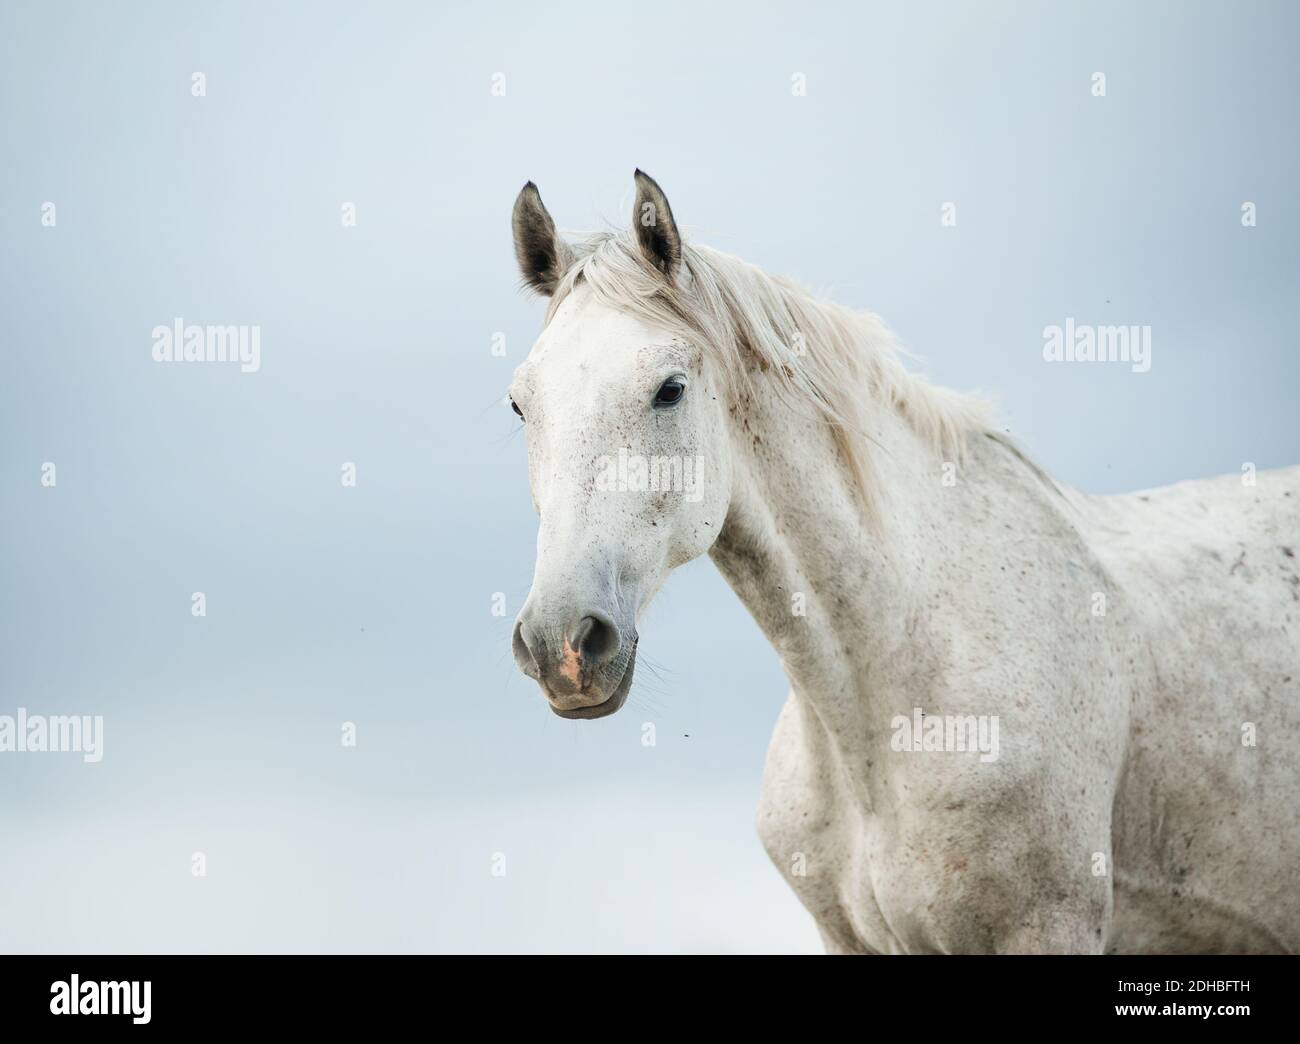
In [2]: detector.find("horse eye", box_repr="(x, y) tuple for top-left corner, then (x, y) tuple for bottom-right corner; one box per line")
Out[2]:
(510, 398), (524, 420)
(654, 378), (686, 407)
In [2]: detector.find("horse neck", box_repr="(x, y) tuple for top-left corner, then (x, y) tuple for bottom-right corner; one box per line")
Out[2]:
(709, 378), (971, 727)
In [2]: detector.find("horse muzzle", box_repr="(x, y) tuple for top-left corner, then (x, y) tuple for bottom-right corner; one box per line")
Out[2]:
(512, 609), (637, 719)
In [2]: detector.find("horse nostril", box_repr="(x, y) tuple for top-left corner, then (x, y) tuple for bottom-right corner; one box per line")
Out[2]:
(512, 619), (540, 678)
(570, 614), (618, 666)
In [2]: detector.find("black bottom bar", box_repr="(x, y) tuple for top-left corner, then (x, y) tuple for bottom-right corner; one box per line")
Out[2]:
(0, 954), (1287, 1029)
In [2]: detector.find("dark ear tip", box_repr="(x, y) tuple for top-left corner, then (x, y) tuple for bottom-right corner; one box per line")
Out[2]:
(634, 170), (669, 202)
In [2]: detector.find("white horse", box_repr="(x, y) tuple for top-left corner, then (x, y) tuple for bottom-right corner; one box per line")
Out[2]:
(506, 170), (1300, 954)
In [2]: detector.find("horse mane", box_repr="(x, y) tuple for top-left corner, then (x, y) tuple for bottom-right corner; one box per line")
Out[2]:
(544, 229), (994, 519)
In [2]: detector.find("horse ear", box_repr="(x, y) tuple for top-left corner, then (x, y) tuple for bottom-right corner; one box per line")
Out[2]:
(632, 169), (681, 281)
(512, 182), (573, 296)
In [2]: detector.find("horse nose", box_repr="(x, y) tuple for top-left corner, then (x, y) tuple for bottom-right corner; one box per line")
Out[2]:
(568, 613), (619, 669)
(512, 618), (541, 680)
(512, 609), (621, 695)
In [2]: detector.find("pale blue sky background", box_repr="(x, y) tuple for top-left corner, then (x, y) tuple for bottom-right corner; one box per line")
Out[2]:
(1, 0), (1296, 952)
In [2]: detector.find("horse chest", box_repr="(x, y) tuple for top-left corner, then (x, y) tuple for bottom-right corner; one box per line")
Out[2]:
(758, 692), (905, 953)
